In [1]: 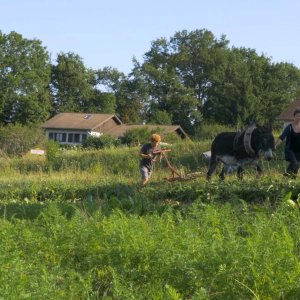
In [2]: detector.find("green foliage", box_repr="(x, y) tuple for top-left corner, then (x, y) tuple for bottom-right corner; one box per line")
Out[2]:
(50, 52), (95, 113)
(96, 66), (146, 124)
(0, 31), (51, 125)
(0, 195), (300, 298)
(120, 127), (160, 145)
(2, 26), (300, 297)
(127, 29), (300, 129)
(82, 135), (121, 149)
(148, 109), (172, 125)
(1, 140), (300, 298)
(120, 126), (182, 146)
(2, 28), (300, 133)
(89, 91), (116, 113)
(163, 132), (183, 144)
(45, 140), (59, 164)
(194, 123), (236, 140)
(1, 28), (300, 133)
(0, 124), (46, 156)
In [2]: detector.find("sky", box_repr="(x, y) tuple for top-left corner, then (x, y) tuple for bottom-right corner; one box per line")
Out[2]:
(1, 0), (300, 74)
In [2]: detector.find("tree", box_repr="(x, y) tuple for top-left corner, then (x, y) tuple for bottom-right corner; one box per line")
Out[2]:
(96, 67), (126, 93)
(136, 29), (300, 129)
(97, 65), (147, 123)
(148, 110), (172, 125)
(88, 91), (116, 114)
(204, 48), (300, 126)
(0, 31), (51, 125)
(259, 62), (300, 123)
(50, 52), (95, 113)
(136, 34), (207, 132)
(203, 48), (263, 125)
(94, 29), (300, 130)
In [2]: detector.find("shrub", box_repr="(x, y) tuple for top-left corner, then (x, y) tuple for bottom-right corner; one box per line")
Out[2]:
(163, 132), (182, 144)
(0, 124), (46, 156)
(194, 123), (236, 140)
(121, 127), (169, 146)
(82, 135), (121, 149)
(45, 140), (59, 164)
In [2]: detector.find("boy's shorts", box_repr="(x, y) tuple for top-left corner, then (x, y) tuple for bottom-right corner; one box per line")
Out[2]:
(140, 166), (152, 180)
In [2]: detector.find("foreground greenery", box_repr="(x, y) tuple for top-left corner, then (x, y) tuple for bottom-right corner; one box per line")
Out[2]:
(1, 141), (300, 299)
(1, 197), (300, 299)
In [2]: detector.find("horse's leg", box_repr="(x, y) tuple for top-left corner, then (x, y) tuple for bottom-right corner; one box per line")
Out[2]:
(256, 164), (263, 175)
(219, 166), (226, 180)
(207, 154), (218, 180)
(237, 166), (244, 180)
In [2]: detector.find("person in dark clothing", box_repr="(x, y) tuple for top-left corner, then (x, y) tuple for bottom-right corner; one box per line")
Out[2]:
(275, 108), (300, 177)
(139, 134), (162, 187)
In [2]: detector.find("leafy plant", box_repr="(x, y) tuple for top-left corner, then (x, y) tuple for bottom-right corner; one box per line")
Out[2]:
(82, 134), (121, 149)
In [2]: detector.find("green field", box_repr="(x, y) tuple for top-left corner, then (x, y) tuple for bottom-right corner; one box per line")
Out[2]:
(1, 141), (300, 299)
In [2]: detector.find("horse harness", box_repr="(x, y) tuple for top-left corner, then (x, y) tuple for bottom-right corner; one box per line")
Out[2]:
(233, 125), (256, 158)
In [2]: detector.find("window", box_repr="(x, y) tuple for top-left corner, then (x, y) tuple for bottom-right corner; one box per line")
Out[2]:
(48, 132), (86, 143)
(61, 133), (67, 142)
(68, 133), (74, 143)
(74, 134), (80, 143)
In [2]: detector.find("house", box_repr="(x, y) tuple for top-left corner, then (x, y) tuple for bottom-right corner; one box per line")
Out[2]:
(42, 113), (122, 144)
(277, 99), (300, 128)
(42, 113), (188, 145)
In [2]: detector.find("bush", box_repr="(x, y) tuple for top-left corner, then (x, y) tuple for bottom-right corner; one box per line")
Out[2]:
(121, 127), (172, 146)
(45, 140), (59, 164)
(163, 132), (183, 144)
(82, 135), (121, 149)
(121, 127), (153, 146)
(0, 124), (46, 156)
(194, 123), (236, 140)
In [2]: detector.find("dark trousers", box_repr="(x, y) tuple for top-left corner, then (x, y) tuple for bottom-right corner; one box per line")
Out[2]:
(286, 150), (300, 175)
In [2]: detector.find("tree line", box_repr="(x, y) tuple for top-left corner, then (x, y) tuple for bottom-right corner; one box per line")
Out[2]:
(1, 29), (300, 135)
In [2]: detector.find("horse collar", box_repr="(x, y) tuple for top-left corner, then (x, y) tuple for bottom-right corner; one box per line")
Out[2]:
(244, 125), (256, 157)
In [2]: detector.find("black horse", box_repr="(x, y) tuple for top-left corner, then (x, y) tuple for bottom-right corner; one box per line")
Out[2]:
(206, 125), (275, 180)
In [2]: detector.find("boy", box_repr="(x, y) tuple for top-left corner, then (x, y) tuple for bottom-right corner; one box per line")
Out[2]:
(139, 134), (162, 187)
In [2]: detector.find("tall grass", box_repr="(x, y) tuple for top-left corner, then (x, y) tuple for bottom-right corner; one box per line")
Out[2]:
(0, 140), (300, 298)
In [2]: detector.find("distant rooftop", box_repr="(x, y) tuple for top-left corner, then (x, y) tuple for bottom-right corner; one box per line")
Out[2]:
(106, 124), (188, 139)
(42, 113), (122, 130)
(277, 99), (300, 121)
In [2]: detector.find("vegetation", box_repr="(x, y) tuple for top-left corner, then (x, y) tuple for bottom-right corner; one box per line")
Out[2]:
(1, 26), (300, 298)
(1, 29), (300, 135)
(0, 125), (46, 157)
(0, 139), (299, 298)
(82, 135), (121, 149)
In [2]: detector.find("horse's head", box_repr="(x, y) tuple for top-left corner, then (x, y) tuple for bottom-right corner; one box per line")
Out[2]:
(251, 125), (275, 160)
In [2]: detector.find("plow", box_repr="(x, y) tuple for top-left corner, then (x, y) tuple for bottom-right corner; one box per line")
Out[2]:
(153, 149), (203, 182)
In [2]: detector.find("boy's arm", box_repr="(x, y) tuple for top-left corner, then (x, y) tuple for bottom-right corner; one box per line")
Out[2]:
(139, 151), (152, 159)
(139, 145), (153, 159)
(152, 149), (171, 162)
